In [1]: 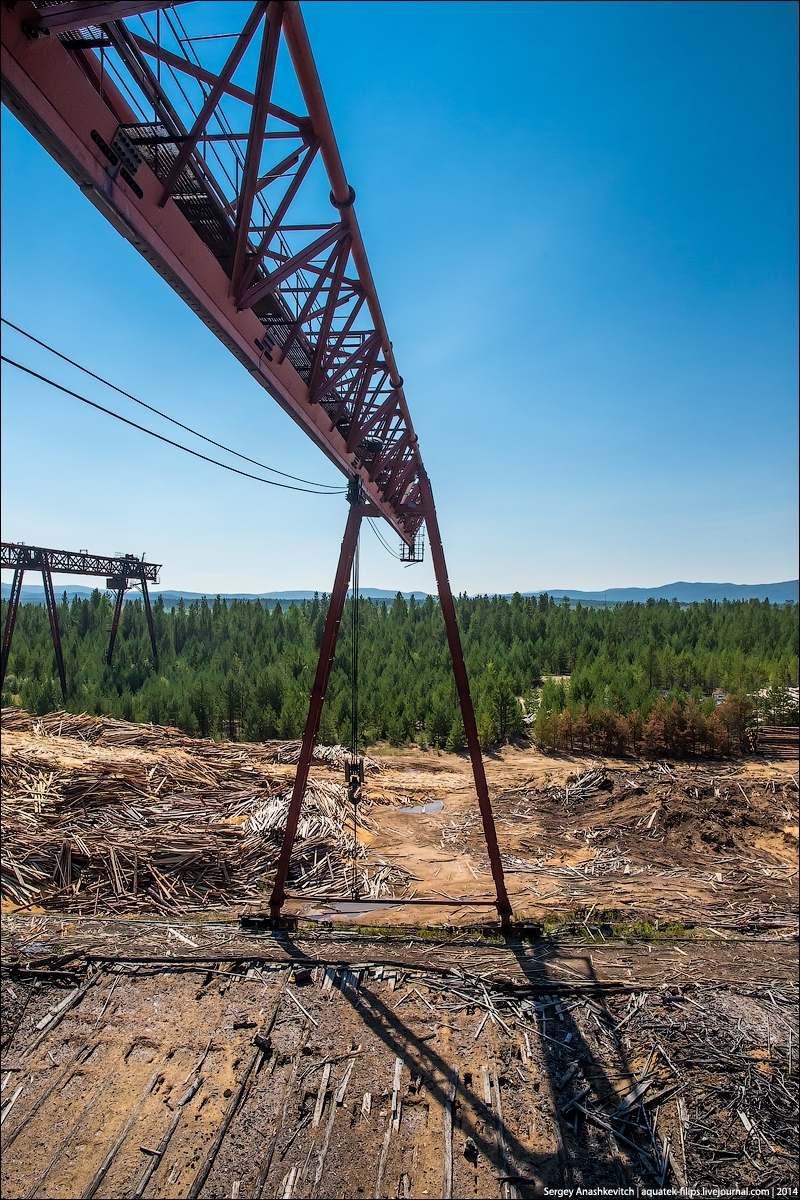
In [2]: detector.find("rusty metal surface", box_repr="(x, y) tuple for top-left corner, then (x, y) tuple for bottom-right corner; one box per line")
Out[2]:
(268, 499), (365, 918)
(0, 544), (161, 687)
(1, 1), (511, 928)
(420, 473), (514, 929)
(1, 543), (161, 581)
(1, 0), (423, 541)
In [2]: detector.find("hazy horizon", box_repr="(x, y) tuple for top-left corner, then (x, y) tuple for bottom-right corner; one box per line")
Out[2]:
(2, 1), (797, 595)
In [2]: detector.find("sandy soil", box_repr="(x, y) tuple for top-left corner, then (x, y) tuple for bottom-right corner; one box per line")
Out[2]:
(295, 743), (799, 935)
(1, 723), (797, 1197)
(1, 923), (797, 1198)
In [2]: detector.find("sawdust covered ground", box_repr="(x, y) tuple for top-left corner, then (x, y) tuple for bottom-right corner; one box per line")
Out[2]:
(323, 742), (799, 936)
(1, 719), (798, 1196)
(1, 922), (798, 1198)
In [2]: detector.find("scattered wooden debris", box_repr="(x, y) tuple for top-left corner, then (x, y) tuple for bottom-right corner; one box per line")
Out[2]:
(1, 712), (413, 912)
(559, 767), (606, 807)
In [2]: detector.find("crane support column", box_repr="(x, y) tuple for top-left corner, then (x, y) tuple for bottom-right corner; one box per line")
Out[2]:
(107, 587), (126, 666)
(1, 567), (25, 689)
(418, 471), (513, 932)
(141, 576), (159, 669)
(268, 492), (364, 925)
(41, 567), (67, 700)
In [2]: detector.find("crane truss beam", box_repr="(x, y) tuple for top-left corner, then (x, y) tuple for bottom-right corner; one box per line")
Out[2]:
(1, 1), (513, 928)
(1, 542), (161, 581)
(1, 0), (423, 541)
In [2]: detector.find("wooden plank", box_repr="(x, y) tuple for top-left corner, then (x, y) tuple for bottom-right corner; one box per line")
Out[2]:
(312, 1058), (355, 1194)
(185, 1047), (261, 1200)
(131, 1106), (182, 1199)
(481, 1065), (492, 1108)
(23, 1078), (113, 1200)
(374, 1127), (392, 1200)
(491, 1069), (518, 1200)
(0, 1085), (24, 1126)
(3, 1038), (100, 1149)
(22, 975), (97, 1058)
(391, 1056), (403, 1133)
(253, 1029), (310, 1199)
(311, 1062), (332, 1129)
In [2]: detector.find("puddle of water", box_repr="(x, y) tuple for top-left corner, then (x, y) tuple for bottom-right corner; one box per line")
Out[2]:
(399, 800), (444, 814)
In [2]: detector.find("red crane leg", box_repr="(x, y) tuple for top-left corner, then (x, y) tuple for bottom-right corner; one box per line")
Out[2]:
(1, 567), (24, 689)
(140, 576), (159, 669)
(418, 471), (513, 932)
(107, 587), (126, 665)
(41, 567), (67, 700)
(268, 499), (363, 924)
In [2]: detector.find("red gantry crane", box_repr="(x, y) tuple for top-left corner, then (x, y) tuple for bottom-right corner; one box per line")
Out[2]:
(1, 0), (514, 930)
(1, 542), (162, 697)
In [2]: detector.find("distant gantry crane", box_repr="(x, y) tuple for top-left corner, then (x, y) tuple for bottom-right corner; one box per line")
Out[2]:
(0, 542), (161, 698)
(1, 1), (515, 931)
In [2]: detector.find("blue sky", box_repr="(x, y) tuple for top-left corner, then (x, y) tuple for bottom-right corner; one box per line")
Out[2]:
(1, 0), (797, 595)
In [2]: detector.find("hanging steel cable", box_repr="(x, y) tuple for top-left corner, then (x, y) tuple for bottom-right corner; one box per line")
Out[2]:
(348, 528), (362, 899)
(0, 357), (344, 496)
(366, 516), (404, 561)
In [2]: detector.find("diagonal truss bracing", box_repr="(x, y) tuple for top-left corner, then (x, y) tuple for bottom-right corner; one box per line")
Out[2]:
(2, 0), (422, 541)
(1, 0), (514, 928)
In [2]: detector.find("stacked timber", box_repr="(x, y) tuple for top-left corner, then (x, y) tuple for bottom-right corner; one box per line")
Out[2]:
(0, 709), (381, 771)
(755, 726), (799, 761)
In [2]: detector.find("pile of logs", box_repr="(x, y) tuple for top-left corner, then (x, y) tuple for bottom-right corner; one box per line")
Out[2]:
(557, 766), (606, 807)
(1, 711), (406, 914)
(1, 707), (188, 747)
(754, 726), (800, 761)
(0, 709), (382, 771)
(257, 741), (381, 772)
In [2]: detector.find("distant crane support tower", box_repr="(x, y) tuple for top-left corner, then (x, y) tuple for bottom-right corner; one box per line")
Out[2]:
(1, 542), (161, 697)
(1, 1), (513, 930)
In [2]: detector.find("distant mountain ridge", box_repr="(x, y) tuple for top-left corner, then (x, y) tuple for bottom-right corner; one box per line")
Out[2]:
(523, 580), (799, 604)
(3, 580), (797, 606)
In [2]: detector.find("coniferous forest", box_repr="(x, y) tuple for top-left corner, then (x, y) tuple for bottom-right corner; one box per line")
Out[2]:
(2, 591), (797, 757)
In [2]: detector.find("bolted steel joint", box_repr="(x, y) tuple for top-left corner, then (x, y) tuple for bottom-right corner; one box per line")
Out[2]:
(346, 475), (363, 506)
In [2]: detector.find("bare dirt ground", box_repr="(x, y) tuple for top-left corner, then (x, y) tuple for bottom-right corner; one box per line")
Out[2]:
(1, 716), (798, 1197)
(345, 743), (799, 935)
(1, 924), (797, 1198)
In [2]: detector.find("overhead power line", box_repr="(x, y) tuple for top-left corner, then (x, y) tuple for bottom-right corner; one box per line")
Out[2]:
(1, 317), (342, 491)
(1, 356), (346, 496)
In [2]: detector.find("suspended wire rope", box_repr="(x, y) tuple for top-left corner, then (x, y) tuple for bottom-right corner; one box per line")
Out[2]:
(366, 516), (404, 560)
(0, 356), (345, 495)
(350, 528), (361, 899)
(1, 319), (342, 490)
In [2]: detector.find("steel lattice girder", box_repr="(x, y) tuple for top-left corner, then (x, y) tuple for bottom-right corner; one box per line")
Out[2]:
(2, 1), (514, 926)
(1, 0), (423, 542)
(0, 542), (161, 582)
